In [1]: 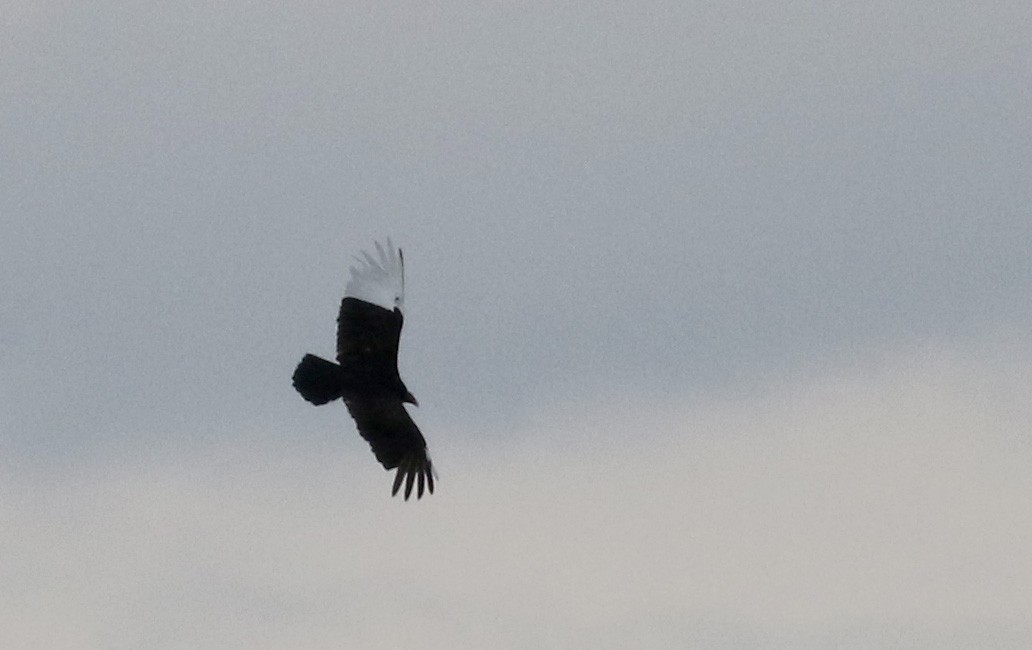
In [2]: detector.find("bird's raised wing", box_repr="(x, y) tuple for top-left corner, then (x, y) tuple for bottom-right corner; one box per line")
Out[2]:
(337, 241), (405, 370)
(343, 396), (434, 500)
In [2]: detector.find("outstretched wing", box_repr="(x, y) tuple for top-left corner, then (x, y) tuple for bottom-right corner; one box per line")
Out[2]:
(343, 396), (435, 500)
(337, 240), (405, 370)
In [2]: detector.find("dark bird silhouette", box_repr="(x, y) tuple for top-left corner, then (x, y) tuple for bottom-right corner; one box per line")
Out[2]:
(292, 240), (434, 500)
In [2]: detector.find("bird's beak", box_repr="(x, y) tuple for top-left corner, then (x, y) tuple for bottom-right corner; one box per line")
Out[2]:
(406, 393), (419, 407)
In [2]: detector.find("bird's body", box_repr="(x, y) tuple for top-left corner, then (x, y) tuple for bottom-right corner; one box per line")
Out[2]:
(292, 240), (434, 500)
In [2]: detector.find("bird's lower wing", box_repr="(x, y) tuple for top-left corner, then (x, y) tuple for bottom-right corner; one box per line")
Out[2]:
(343, 397), (434, 500)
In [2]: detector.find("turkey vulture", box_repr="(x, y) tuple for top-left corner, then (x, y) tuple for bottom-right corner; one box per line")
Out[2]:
(292, 240), (434, 500)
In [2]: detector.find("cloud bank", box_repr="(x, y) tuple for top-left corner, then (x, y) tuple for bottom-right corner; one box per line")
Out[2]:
(5, 333), (1030, 649)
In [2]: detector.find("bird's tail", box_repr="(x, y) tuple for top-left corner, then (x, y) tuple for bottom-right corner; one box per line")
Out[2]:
(292, 354), (344, 405)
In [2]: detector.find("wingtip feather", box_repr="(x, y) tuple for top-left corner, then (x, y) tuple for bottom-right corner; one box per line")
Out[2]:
(402, 456), (417, 500)
(391, 465), (405, 497)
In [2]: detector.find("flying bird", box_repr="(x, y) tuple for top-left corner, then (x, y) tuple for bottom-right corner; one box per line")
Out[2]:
(292, 240), (434, 500)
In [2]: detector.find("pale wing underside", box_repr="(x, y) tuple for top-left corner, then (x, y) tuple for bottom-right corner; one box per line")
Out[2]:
(344, 239), (404, 313)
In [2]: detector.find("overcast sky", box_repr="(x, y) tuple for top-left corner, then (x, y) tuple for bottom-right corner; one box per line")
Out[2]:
(3, 1), (1031, 648)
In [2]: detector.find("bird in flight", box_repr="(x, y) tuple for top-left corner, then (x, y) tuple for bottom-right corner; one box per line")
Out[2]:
(292, 240), (434, 500)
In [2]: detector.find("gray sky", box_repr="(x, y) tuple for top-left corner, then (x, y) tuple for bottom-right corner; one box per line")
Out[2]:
(3, 1), (1031, 648)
